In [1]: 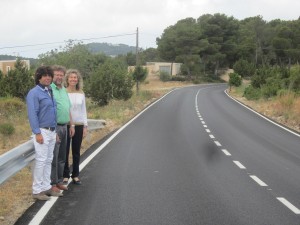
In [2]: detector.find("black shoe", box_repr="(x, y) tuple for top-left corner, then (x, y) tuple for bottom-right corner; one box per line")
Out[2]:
(62, 178), (69, 185)
(72, 177), (82, 185)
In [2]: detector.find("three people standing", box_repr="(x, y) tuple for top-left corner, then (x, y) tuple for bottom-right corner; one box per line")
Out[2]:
(27, 66), (87, 201)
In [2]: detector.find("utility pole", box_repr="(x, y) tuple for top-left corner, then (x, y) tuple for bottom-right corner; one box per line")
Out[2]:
(135, 27), (140, 94)
(136, 27), (139, 66)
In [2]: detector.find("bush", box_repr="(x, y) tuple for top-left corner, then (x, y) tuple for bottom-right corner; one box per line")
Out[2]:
(233, 59), (256, 77)
(159, 71), (171, 82)
(85, 60), (134, 106)
(243, 85), (261, 100)
(171, 76), (187, 82)
(229, 72), (242, 87)
(0, 97), (25, 116)
(0, 123), (15, 136)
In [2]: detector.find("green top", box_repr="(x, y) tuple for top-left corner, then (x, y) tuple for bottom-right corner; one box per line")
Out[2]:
(50, 83), (71, 124)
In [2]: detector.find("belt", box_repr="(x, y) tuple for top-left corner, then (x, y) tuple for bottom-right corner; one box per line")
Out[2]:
(57, 123), (67, 126)
(41, 127), (56, 131)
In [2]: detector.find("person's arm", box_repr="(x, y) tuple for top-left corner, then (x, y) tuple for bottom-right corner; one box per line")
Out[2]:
(27, 89), (43, 144)
(69, 112), (75, 137)
(82, 93), (88, 138)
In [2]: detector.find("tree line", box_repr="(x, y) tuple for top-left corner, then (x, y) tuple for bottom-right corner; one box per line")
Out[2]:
(0, 13), (299, 103)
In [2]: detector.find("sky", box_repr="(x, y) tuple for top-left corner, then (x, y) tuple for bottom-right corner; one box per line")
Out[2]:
(0, 0), (299, 58)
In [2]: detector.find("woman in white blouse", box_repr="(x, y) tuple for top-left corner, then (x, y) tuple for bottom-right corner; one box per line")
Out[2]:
(63, 69), (88, 185)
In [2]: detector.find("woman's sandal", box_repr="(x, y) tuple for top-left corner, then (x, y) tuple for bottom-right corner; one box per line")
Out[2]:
(72, 177), (82, 185)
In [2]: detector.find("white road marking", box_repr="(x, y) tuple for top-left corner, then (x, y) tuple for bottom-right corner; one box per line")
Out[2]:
(222, 149), (231, 156)
(209, 134), (215, 139)
(205, 129), (211, 133)
(214, 141), (221, 146)
(201, 121), (205, 124)
(224, 90), (300, 137)
(277, 198), (300, 214)
(203, 125), (207, 128)
(233, 161), (246, 169)
(250, 175), (268, 186)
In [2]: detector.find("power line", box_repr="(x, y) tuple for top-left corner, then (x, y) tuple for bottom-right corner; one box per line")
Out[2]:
(0, 32), (136, 50)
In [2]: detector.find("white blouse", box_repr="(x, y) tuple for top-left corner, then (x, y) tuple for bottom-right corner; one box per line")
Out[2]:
(68, 92), (88, 126)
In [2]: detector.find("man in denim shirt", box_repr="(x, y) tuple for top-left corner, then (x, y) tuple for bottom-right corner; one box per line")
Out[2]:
(27, 66), (62, 201)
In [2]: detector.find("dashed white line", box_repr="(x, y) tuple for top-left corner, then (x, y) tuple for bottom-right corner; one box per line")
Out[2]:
(233, 161), (246, 169)
(205, 129), (211, 133)
(222, 149), (231, 156)
(250, 175), (268, 186)
(201, 121), (205, 124)
(214, 141), (221, 146)
(209, 134), (215, 139)
(203, 125), (207, 127)
(277, 198), (300, 214)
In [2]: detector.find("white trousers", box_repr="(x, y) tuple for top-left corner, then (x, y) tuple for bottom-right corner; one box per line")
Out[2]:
(32, 129), (56, 194)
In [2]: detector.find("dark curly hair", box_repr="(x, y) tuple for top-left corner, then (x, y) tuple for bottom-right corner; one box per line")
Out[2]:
(34, 66), (54, 85)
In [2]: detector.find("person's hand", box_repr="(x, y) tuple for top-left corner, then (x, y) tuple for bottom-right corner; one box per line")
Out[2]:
(56, 134), (61, 143)
(83, 126), (88, 138)
(35, 133), (44, 144)
(70, 126), (75, 137)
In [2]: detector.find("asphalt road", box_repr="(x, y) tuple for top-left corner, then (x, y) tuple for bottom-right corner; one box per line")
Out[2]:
(18, 84), (300, 225)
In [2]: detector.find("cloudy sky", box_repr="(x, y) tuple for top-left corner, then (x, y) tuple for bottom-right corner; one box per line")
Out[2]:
(1, 0), (299, 58)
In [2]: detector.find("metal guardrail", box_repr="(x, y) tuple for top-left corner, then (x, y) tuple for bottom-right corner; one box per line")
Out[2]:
(0, 119), (106, 185)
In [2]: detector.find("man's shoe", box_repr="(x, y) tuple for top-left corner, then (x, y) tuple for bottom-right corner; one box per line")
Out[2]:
(44, 188), (63, 197)
(62, 178), (69, 185)
(32, 193), (51, 201)
(51, 185), (62, 193)
(57, 183), (68, 191)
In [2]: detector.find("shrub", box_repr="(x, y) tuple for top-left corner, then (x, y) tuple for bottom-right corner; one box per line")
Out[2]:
(0, 97), (25, 116)
(159, 71), (171, 82)
(229, 72), (242, 87)
(0, 123), (15, 136)
(233, 59), (256, 77)
(243, 85), (261, 100)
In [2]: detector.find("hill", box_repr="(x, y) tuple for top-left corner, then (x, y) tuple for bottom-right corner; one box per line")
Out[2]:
(86, 42), (137, 56)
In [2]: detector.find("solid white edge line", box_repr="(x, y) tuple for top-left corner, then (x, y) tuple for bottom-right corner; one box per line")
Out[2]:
(224, 90), (300, 137)
(277, 197), (300, 214)
(29, 88), (178, 225)
(250, 175), (268, 186)
(233, 160), (246, 169)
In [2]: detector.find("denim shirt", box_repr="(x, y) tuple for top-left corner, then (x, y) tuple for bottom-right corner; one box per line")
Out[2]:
(26, 85), (57, 134)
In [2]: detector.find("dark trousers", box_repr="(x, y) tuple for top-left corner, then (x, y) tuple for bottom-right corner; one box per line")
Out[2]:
(63, 125), (83, 178)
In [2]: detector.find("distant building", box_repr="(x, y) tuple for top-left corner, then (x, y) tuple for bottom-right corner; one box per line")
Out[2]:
(0, 59), (30, 76)
(128, 62), (182, 76)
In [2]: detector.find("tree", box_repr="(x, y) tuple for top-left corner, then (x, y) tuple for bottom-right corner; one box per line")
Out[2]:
(0, 59), (34, 99)
(85, 59), (133, 106)
(233, 59), (256, 77)
(131, 65), (148, 93)
(157, 18), (202, 78)
(228, 72), (242, 91)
